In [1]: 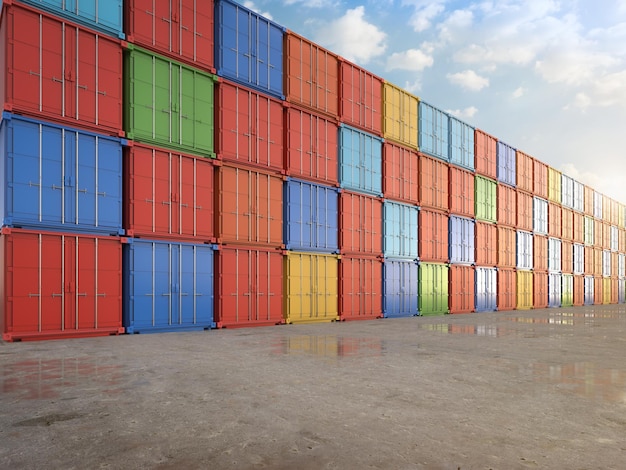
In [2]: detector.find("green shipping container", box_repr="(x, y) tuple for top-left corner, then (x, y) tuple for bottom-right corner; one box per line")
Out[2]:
(419, 263), (449, 316)
(562, 274), (574, 307)
(124, 45), (216, 157)
(475, 175), (497, 223)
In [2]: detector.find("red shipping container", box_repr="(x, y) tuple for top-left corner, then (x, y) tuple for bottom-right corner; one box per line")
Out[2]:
(449, 166), (474, 217)
(449, 265), (475, 314)
(383, 141), (419, 205)
(584, 185), (594, 217)
(516, 151), (533, 193)
(548, 202), (562, 238)
(339, 59), (383, 136)
(419, 209), (448, 263)
(497, 267), (516, 311)
(1, 227), (123, 342)
(573, 211), (584, 244)
(419, 154), (449, 211)
(534, 235), (548, 272)
(497, 226), (516, 268)
(573, 275), (584, 306)
(516, 190), (533, 231)
(533, 159), (548, 199)
(561, 208), (573, 241)
(285, 31), (339, 118)
(339, 256), (383, 321)
(475, 221), (497, 266)
(561, 240), (573, 274)
(215, 164), (283, 247)
(474, 129), (497, 179)
(0, 2), (123, 136)
(594, 276), (603, 304)
(584, 245), (594, 275)
(125, 0), (214, 72)
(533, 271), (548, 308)
(339, 191), (383, 256)
(215, 246), (284, 328)
(216, 81), (284, 172)
(124, 143), (214, 241)
(497, 184), (516, 227)
(285, 105), (338, 185)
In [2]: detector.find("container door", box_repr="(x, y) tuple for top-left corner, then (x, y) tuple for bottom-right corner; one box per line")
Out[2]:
(339, 127), (359, 190)
(153, 242), (173, 326)
(182, 67), (213, 154)
(256, 250), (283, 323)
(255, 172), (283, 246)
(170, 64), (182, 146)
(40, 13), (66, 118)
(151, 0), (175, 54)
(219, 248), (251, 324)
(177, 244), (212, 326)
(285, 253), (312, 322)
(314, 255), (338, 320)
(154, 57), (175, 144)
(179, 155), (213, 239)
(254, 93), (283, 170)
(180, 0), (214, 67)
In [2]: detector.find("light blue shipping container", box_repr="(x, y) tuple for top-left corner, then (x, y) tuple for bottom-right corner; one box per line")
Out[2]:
(123, 239), (216, 333)
(475, 267), (497, 312)
(383, 258), (419, 318)
(383, 201), (418, 259)
(448, 215), (475, 265)
(496, 141), (516, 187)
(338, 124), (383, 196)
(548, 272), (562, 308)
(584, 275), (595, 305)
(449, 116), (475, 171)
(0, 112), (124, 235)
(418, 101), (449, 162)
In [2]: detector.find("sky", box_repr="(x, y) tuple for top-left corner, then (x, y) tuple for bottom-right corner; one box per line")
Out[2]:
(241, 0), (626, 205)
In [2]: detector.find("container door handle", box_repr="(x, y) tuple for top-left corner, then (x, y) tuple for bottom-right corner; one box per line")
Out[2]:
(52, 184), (63, 190)
(28, 293), (41, 297)
(77, 188), (88, 194)
(97, 90), (107, 96)
(29, 181), (41, 187)
(97, 191), (107, 197)
(96, 293), (106, 298)
(29, 71), (41, 77)
(161, 293), (171, 296)
(144, 198), (154, 203)
(77, 293), (88, 297)
(161, 201), (171, 205)
(180, 203), (188, 208)
(77, 84), (88, 90)
(51, 293), (63, 298)
(180, 293), (189, 297)
(52, 77), (64, 83)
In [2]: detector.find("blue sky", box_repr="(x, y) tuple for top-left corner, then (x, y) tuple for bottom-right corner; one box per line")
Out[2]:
(242, 0), (626, 205)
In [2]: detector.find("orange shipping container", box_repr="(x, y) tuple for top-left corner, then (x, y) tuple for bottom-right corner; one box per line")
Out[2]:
(611, 278), (618, 304)
(561, 240), (573, 274)
(612, 252), (619, 278)
(533, 271), (548, 308)
(474, 129), (497, 179)
(475, 221), (497, 266)
(595, 219), (603, 248)
(516, 151), (533, 193)
(620, 229), (626, 253)
(497, 184), (516, 227)
(602, 221), (611, 250)
(562, 208), (573, 241)
(419, 154), (449, 211)
(603, 195), (611, 222)
(573, 211), (584, 244)
(339, 59), (383, 136)
(584, 185), (594, 217)
(533, 159), (548, 199)
(497, 226), (516, 268)
(516, 190), (533, 231)
(449, 166), (474, 217)
(339, 191), (383, 256)
(339, 256), (383, 321)
(418, 209), (449, 263)
(573, 275), (584, 306)
(382, 142), (419, 205)
(584, 246), (594, 275)
(594, 277), (603, 304)
(497, 268), (516, 311)
(593, 248), (603, 276)
(449, 265), (475, 314)
(534, 234), (548, 272)
(548, 203), (562, 238)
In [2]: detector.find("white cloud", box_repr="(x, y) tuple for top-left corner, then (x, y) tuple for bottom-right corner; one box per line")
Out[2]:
(446, 70), (490, 91)
(243, 1), (273, 20)
(403, 1), (446, 32)
(558, 163), (602, 191)
(447, 106), (478, 119)
(513, 87), (525, 98)
(403, 79), (422, 95)
(386, 49), (434, 71)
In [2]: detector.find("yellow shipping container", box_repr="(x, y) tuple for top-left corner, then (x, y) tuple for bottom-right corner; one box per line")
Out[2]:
(284, 252), (339, 324)
(618, 202), (625, 229)
(548, 167), (562, 204)
(603, 277), (613, 304)
(382, 82), (419, 150)
(516, 270), (533, 310)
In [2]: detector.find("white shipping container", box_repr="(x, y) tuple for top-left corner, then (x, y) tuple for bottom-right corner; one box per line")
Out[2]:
(516, 230), (533, 270)
(548, 237), (562, 272)
(584, 275), (594, 305)
(611, 225), (619, 252)
(548, 272), (562, 307)
(573, 180), (584, 213)
(561, 174), (574, 209)
(603, 250), (612, 278)
(594, 191), (603, 219)
(533, 197), (548, 235)
(573, 243), (585, 275)
(619, 253), (625, 279)
(619, 279), (625, 304)
(584, 216), (594, 246)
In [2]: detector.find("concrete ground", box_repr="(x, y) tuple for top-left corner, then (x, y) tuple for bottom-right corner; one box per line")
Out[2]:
(1, 306), (626, 470)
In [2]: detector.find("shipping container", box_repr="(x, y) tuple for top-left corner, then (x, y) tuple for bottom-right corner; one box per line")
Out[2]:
(496, 141), (516, 187)
(619, 203), (625, 228)
(561, 174), (574, 209)
(561, 240), (573, 274)
(516, 151), (533, 193)
(125, 0), (213, 70)
(594, 276), (604, 304)
(534, 234), (548, 272)
(474, 129), (497, 179)
(1, 228), (123, 341)
(449, 265), (474, 313)
(516, 230), (533, 270)
(595, 219), (604, 248)
(215, 246), (283, 328)
(619, 253), (625, 278)
(548, 272), (562, 308)
(123, 238), (215, 333)
(497, 183), (516, 227)
(593, 247), (603, 276)
(497, 267), (516, 311)
(548, 237), (562, 272)
(284, 251), (339, 324)
(475, 221), (497, 266)
(603, 195), (612, 222)
(620, 228), (626, 253)
(449, 215), (475, 265)
(584, 275), (594, 305)
(573, 275), (584, 306)
(1, 2), (123, 135)
(619, 279), (626, 304)
(285, 106), (338, 185)
(124, 142), (214, 241)
(593, 191), (603, 219)
(603, 250), (611, 277)
(610, 278), (618, 304)
(517, 190), (533, 231)
(548, 202), (562, 238)
(533, 197), (548, 235)
(216, 165), (283, 247)
(474, 175), (496, 222)
(584, 185), (594, 217)
(516, 270), (533, 310)
(584, 245), (594, 276)
(339, 59), (383, 136)
(475, 267), (497, 312)
(601, 221), (610, 249)
(382, 141), (419, 205)
(418, 262), (448, 316)
(382, 82), (419, 150)
(561, 274), (573, 307)
(339, 191), (382, 256)
(603, 278), (613, 304)
(0, 113), (124, 235)
(573, 243), (585, 275)
(611, 199), (619, 225)
(611, 225), (619, 252)
(124, 45), (216, 157)
(338, 124), (383, 196)
(547, 167), (561, 204)
(449, 166), (474, 217)
(573, 211), (584, 243)
(418, 101), (449, 162)
(215, 0), (284, 99)
(448, 116), (474, 170)
(533, 271), (548, 309)
(419, 154), (449, 211)
(339, 256), (383, 321)
(285, 30), (338, 117)
(284, 178), (338, 252)
(216, 81), (283, 171)
(612, 252), (619, 278)
(497, 225), (516, 268)
(584, 215), (594, 246)
(572, 179), (584, 213)
(383, 258), (418, 318)
(561, 208), (573, 241)
(533, 158), (548, 199)
(383, 201), (418, 259)
(418, 209), (448, 263)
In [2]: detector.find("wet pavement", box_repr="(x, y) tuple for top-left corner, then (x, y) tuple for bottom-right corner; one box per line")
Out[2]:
(1, 305), (626, 469)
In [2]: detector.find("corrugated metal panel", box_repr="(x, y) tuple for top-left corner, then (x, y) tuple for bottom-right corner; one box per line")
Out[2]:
(594, 276), (604, 304)
(603, 278), (612, 304)
(475, 221), (497, 267)
(418, 209), (448, 263)
(619, 203), (625, 228)
(584, 245), (594, 276)
(534, 235), (548, 272)
(547, 168), (561, 204)
(123, 238), (215, 333)
(548, 237), (562, 272)
(603, 250), (611, 277)
(516, 270), (533, 310)
(449, 215), (475, 265)
(620, 228), (626, 253)
(533, 159), (548, 199)
(602, 221), (611, 250)
(215, 246), (283, 328)
(339, 59), (383, 136)
(474, 129), (497, 179)
(124, 142), (214, 241)
(215, 0), (284, 99)
(475, 267), (497, 312)
(419, 101), (449, 161)
(619, 253), (625, 279)
(595, 219), (604, 248)
(496, 141), (516, 187)
(383, 258), (418, 318)
(449, 265), (474, 313)
(418, 262), (449, 316)
(516, 151), (533, 193)
(593, 247), (603, 276)
(573, 243), (585, 275)
(516, 230), (533, 270)
(572, 179), (584, 213)
(561, 174), (574, 209)
(533, 197), (548, 235)
(2, 2), (123, 135)
(573, 211), (584, 244)
(548, 272), (562, 308)
(449, 166), (474, 217)
(497, 226), (516, 268)
(593, 191), (603, 219)
(0, 113), (123, 235)
(610, 225), (619, 252)
(474, 176), (496, 222)
(610, 278), (618, 304)
(1, 228), (123, 341)
(497, 267), (516, 311)
(584, 185), (594, 217)
(561, 208), (573, 241)
(338, 124), (383, 196)
(584, 275), (594, 305)
(124, 45), (216, 157)
(602, 195), (611, 222)
(382, 142), (419, 205)
(561, 274), (574, 307)
(584, 215), (594, 246)
(216, 81), (284, 171)
(383, 201), (418, 259)
(449, 116), (474, 170)
(612, 252), (619, 278)
(339, 256), (383, 321)
(382, 82), (419, 150)
(548, 202), (562, 238)
(339, 191), (383, 256)
(419, 154), (449, 211)
(533, 271), (548, 309)
(573, 275), (584, 306)
(284, 178), (338, 253)
(561, 240), (573, 274)
(284, 252), (339, 324)
(497, 183), (516, 227)
(517, 190), (533, 231)
(285, 31), (338, 118)
(619, 279), (626, 304)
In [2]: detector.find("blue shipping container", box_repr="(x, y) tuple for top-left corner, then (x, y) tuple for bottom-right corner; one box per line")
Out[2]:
(475, 267), (497, 312)
(123, 239), (216, 333)
(383, 258), (419, 318)
(17, 0), (125, 39)
(449, 215), (475, 265)
(548, 272), (562, 308)
(0, 112), (124, 235)
(496, 141), (516, 187)
(584, 275), (594, 305)
(449, 116), (475, 171)
(418, 101), (449, 162)
(383, 201), (418, 259)
(215, 0), (285, 100)
(284, 179), (339, 253)
(338, 124), (383, 197)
